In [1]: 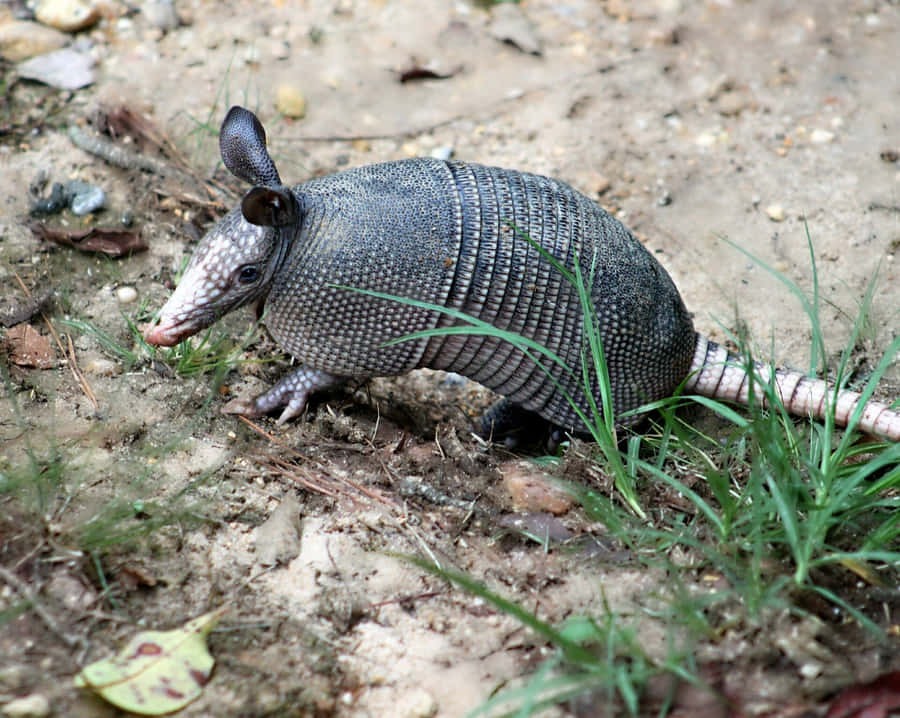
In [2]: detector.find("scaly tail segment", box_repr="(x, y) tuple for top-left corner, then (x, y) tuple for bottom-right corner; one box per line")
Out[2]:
(684, 333), (900, 442)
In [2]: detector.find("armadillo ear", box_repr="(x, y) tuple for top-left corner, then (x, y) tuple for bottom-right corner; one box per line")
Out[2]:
(241, 186), (298, 228)
(220, 106), (282, 187)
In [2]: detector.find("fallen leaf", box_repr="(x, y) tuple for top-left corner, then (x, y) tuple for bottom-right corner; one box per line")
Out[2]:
(3, 323), (55, 368)
(74, 607), (226, 715)
(29, 222), (147, 257)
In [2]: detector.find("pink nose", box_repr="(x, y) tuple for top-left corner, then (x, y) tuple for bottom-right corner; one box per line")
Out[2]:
(143, 324), (179, 347)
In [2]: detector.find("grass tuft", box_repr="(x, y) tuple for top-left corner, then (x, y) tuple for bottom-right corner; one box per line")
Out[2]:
(345, 225), (900, 714)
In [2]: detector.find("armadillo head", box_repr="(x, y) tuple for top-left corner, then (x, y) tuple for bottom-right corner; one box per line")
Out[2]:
(145, 106), (299, 347)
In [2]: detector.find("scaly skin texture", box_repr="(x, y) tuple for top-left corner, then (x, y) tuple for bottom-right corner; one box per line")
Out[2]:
(145, 106), (900, 441)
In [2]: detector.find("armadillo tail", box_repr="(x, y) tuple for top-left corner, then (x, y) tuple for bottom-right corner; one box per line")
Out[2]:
(683, 333), (900, 442)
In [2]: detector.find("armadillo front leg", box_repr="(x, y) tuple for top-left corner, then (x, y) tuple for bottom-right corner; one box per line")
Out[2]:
(221, 367), (343, 425)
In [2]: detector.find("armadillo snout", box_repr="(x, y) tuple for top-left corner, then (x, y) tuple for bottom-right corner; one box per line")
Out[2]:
(144, 321), (192, 347)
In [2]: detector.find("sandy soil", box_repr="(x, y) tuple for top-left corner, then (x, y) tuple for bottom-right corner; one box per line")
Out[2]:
(2, 0), (899, 716)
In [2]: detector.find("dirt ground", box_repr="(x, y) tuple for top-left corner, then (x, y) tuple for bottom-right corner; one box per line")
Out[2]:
(2, 0), (900, 716)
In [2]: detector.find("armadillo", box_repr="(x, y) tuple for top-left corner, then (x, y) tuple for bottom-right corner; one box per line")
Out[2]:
(144, 106), (900, 442)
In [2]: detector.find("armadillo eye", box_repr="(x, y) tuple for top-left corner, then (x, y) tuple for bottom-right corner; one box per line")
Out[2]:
(238, 265), (260, 284)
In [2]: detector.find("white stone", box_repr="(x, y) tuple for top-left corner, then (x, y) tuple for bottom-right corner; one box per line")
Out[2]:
(115, 285), (138, 304)
(0, 19), (68, 62)
(34, 0), (100, 32)
(765, 204), (786, 222)
(810, 128), (834, 144)
(2, 693), (51, 718)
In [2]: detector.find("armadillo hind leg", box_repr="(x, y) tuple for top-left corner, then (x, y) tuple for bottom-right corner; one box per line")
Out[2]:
(221, 367), (343, 425)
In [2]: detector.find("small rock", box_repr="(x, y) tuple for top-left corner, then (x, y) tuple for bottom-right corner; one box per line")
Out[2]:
(83, 356), (119, 376)
(141, 0), (179, 32)
(255, 493), (302, 566)
(69, 183), (105, 215)
(30, 182), (67, 215)
(809, 128), (834, 144)
(498, 512), (574, 542)
(716, 90), (748, 116)
(0, 19), (68, 62)
(880, 149), (899, 163)
(45, 571), (96, 611)
(501, 461), (573, 515)
(17, 47), (95, 90)
(2, 693), (51, 718)
(590, 172), (611, 196)
(765, 203), (786, 222)
(115, 286), (138, 304)
(645, 25), (679, 46)
(402, 689), (438, 718)
(695, 130), (718, 148)
(276, 85), (306, 119)
(429, 145), (453, 161)
(488, 3), (542, 55)
(34, 0), (100, 32)
(0, 665), (27, 691)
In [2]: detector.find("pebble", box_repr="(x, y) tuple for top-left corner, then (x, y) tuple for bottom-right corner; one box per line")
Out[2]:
(255, 494), (302, 566)
(0, 19), (68, 62)
(17, 47), (95, 90)
(84, 356), (119, 376)
(141, 0), (179, 32)
(69, 183), (105, 214)
(809, 128), (834, 144)
(646, 26), (679, 46)
(716, 90), (748, 116)
(403, 689), (438, 718)
(30, 182), (67, 215)
(1, 693), (51, 718)
(488, 3), (542, 55)
(0, 665), (27, 691)
(34, 0), (101, 32)
(429, 145), (453, 161)
(765, 203), (786, 222)
(276, 85), (306, 119)
(115, 286), (138, 304)
(45, 572), (96, 611)
(695, 130), (719, 148)
(501, 461), (573, 515)
(590, 172), (611, 196)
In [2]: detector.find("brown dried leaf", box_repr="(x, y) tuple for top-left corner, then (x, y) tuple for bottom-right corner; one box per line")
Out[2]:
(29, 222), (147, 257)
(3, 323), (55, 368)
(96, 104), (182, 164)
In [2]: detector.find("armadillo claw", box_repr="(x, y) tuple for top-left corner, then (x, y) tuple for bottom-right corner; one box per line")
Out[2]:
(222, 367), (343, 424)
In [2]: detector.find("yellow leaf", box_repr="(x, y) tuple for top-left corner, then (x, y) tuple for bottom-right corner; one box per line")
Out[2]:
(839, 557), (886, 588)
(75, 607), (226, 715)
